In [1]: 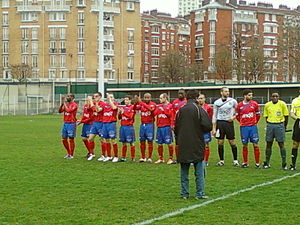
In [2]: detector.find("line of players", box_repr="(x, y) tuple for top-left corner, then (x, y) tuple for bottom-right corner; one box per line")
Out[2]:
(58, 88), (299, 170)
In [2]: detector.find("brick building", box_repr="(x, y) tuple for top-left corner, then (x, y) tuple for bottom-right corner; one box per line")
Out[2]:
(190, 0), (300, 83)
(0, 0), (141, 84)
(141, 10), (191, 83)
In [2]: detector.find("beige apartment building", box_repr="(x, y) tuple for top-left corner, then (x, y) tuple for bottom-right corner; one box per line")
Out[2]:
(0, 0), (141, 84)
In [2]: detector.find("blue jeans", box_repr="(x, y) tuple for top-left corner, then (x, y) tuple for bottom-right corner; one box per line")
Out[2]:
(180, 161), (205, 197)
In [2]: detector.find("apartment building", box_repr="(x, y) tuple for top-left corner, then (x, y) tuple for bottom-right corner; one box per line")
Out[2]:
(179, 0), (202, 17)
(190, 0), (300, 83)
(141, 10), (191, 83)
(0, 0), (141, 83)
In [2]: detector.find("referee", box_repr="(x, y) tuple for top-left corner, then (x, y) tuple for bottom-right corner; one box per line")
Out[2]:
(262, 92), (289, 170)
(212, 87), (239, 166)
(289, 90), (300, 170)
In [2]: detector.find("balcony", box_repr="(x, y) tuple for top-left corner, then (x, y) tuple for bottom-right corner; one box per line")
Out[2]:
(91, 2), (120, 14)
(178, 27), (190, 36)
(104, 35), (114, 41)
(104, 63), (113, 70)
(17, 5), (43, 12)
(104, 20), (114, 27)
(195, 41), (204, 48)
(45, 5), (71, 12)
(104, 49), (114, 56)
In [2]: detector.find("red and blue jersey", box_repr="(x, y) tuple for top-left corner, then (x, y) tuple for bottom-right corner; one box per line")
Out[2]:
(134, 101), (156, 124)
(236, 100), (260, 127)
(154, 103), (173, 127)
(59, 101), (78, 123)
(91, 100), (105, 122)
(201, 103), (213, 120)
(80, 103), (93, 124)
(102, 102), (118, 123)
(118, 104), (136, 126)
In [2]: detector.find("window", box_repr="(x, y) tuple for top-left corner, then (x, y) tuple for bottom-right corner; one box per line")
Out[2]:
(49, 13), (66, 22)
(128, 30), (134, 42)
(21, 41), (29, 54)
(210, 21), (215, 32)
(50, 28), (56, 39)
(127, 72), (134, 80)
(77, 0), (85, 6)
(151, 70), (158, 78)
(50, 55), (56, 67)
(3, 41), (9, 53)
(264, 25), (271, 33)
(210, 46), (215, 58)
(77, 70), (85, 78)
(254, 25), (258, 35)
(196, 36), (203, 47)
(127, 2), (135, 11)
(78, 12), (84, 24)
(2, 13), (8, 26)
(78, 55), (84, 67)
(264, 14), (270, 21)
(3, 27), (9, 40)
(2, 55), (8, 68)
(49, 41), (56, 53)
(22, 28), (29, 40)
(241, 24), (246, 32)
(151, 58), (159, 66)
(21, 13), (38, 22)
(60, 55), (66, 67)
(151, 48), (159, 55)
(49, 69), (56, 78)
(272, 14), (277, 22)
(32, 55), (38, 68)
(197, 23), (202, 31)
(152, 37), (159, 44)
(78, 27), (84, 39)
(60, 28), (66, 39)
(128, 42), (134, 51)
(2, 0), (9, 8)
(210, 33), (215, 45)
(60, 70), (68, 78)
(170, 34), (175, 43)
(22, 55), (29, 65)
(128, 56), (134, 69)
(60, 41), (66, 53)
(78, 41), (84, 53)
(151, 26), (159, 33)
(32, 28), (38, 39)
(32, 41), (38, 54)
(273, 26), (278, 34)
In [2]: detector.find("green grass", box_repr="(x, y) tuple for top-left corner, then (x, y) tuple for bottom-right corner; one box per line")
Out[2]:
(0, 115), (299, 225)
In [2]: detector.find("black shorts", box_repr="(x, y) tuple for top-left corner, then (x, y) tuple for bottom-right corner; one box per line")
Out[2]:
(292, 119), (300, 142)
(216, 121), (235, 140)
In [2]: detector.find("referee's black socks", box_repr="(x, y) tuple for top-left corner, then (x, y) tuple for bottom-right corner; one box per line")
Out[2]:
(291, 148), (298, 167)
(218, 145), (224, 161)
(231, 145), (238, 161)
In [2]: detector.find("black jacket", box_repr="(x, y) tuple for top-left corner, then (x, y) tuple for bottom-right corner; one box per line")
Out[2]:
(175, 99), (212, 163)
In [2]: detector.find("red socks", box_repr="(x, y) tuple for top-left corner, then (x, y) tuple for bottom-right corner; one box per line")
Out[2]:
(113, 143), (118, 157)
(106, 143), (112, 157)
(204, 146), (210, 162)
(62, 138), (70, 155)
(148, 142), (153, 158)
(130, 145), (135, 159)
(69, 138), (75, 156)
(254, 147), (260, 164)
(243, 147), (248, 164)
(140, 141), (146, 159)
(158, 145), (163, 160)
(122, 145), (127, 159)
(168, 145), (174, 159)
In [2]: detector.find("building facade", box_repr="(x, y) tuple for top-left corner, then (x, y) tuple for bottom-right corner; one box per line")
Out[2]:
(0, 0), (141, 84)
(141, 10), (191, 83)
(178, 0), (202, 17)
(190, 0), (300, 83)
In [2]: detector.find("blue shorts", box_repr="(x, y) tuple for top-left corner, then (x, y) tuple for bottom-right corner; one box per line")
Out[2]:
(90, 121), (103, 136)
(101, 122), (117, 139)
(139, 123), (155, 142)
(119, 125), (135, 143)
(203, 133), (212, 143)
(61, 122), (76, 138)
(156, 126), (173, 144)
(81, 124), (92, 138)
(240, 125), (259, 144)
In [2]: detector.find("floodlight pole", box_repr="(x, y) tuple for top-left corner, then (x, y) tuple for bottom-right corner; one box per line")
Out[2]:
(98, 0), (105, 95)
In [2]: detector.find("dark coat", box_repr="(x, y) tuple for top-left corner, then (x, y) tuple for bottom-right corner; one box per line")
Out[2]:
(175, 99), (212, 163)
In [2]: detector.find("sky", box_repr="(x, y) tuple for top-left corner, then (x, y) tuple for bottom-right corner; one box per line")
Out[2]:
(140, 0), (299, 17)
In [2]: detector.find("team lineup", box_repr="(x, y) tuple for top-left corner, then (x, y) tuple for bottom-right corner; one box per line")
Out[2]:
(58, 87), (299, 171)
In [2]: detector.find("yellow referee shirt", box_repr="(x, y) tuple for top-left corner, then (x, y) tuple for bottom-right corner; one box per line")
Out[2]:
(291, 95), (300, 119)
(263, 100), (289, 123)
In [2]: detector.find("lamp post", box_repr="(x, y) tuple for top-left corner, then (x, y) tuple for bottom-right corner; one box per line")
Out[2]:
(98, 0), (105, 95)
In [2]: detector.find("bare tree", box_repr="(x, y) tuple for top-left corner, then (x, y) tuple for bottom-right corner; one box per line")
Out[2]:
(9, 63), (32, 83)
(188, 61), (204, 82)
(214, 45), (233, 84)
(159, 50), (187, 83)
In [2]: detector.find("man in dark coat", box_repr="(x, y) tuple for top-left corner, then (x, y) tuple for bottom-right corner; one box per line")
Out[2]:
(175, 90), (212, 199)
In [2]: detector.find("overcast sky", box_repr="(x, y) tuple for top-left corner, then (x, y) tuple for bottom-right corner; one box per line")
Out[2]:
(140, 0), (300, 16)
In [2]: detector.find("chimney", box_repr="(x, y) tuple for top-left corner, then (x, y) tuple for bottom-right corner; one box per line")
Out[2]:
(150, 9), (158, 16)
(279, 5), (288, 10)
(229, 0), (237, 5)
(257, 2), (266, 7)
(249, 3), (255, 6)
(239, 1), (247, 6)
(266, 3), (273, 8)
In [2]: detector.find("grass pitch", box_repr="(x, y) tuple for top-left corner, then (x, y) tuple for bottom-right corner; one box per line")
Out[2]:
(0, 115), (299, 225)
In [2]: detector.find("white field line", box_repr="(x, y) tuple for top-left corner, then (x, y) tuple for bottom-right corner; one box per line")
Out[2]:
(133, 172), (300, 225)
